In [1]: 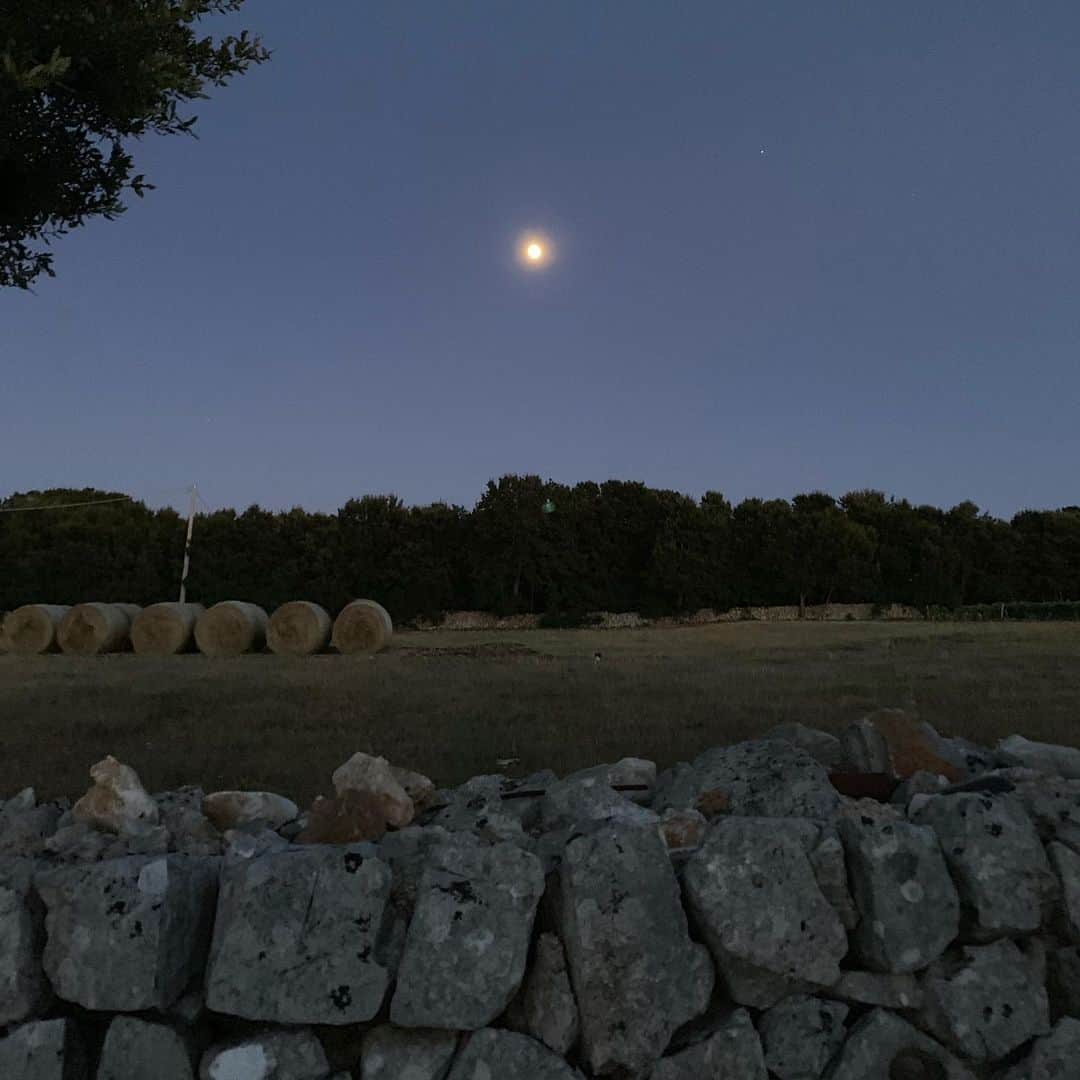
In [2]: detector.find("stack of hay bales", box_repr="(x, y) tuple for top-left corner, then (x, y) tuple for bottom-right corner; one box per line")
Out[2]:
(131, 602), (205, 655)
(195, 601), (268, 657)
(332, 598), (393, 654)
(267, 601), (332, 656)
(2, 604), (71, 655)
(57, 603), (141, 655)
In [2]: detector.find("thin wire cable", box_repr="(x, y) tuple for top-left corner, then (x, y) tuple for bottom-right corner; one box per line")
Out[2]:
(0, 496), (133, 514)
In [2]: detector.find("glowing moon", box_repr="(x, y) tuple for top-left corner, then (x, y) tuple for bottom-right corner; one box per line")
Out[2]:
(517, 231), (554, 269)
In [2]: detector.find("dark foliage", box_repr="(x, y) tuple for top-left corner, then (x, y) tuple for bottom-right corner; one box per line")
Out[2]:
(2, 482), (1079, 621)
(1, 1), (268, 288)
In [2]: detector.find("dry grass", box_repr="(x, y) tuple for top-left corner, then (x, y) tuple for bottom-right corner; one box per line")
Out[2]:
(1, 621), (1078, 805)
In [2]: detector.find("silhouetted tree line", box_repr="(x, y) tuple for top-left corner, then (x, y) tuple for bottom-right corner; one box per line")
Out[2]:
(2, 481), (1079, 621)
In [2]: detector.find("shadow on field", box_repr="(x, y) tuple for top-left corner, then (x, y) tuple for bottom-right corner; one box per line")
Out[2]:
(1, 621), (1078, 803)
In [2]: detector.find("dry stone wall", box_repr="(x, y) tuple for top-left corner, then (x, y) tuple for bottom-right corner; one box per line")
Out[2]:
(3, 720), (1080, 1078)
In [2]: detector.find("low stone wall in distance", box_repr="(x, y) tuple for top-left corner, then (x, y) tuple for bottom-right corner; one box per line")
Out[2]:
(3, 711), (1080, 1078)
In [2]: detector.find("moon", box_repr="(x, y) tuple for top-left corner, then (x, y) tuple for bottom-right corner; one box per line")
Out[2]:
(517, 231), (554, 269)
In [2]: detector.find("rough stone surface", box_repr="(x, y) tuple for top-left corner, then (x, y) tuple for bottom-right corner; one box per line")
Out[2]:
(199, 1030), (330, 1080)
(807, 826), (860, 930)
(929, 734), (998, 781)
(202, 791), (298, 832)
(1048, 840), (1080, 942)
(446, 1029), (583, 1080)
(505, 931), (580, 1056)
(684, 818), (847, 1006)
(558, 821), (714, 1077)
(390, 838), (545, 1029)
(156, 788), (222, 856)
(826, 970), (923, 1010)
(653, 739), (841, 820)
(891, 771), (950, 805)
(920, 939), (1051, 1061)
(72, 755), (160, 835)
(221, 825), (290, 860)
(997, 735), (1080, 779)
(295, 791), (396, 844)
(98, 1016), (196, 1080)
(0, 790), (63, 856)
(206, 843), (393, 1024)
(389, 764), (437, 812)
(911, 792), (1057, 938)
(0, 1018), (87, 1080)
(0, 856), (52, 1025)
(564, 757), (657, 803)
(862, 711), (963, 782)
(360, 1025), (458, 1080)
(539, 776), (659, 847)
(766, 722), (850, 770)
(651, 1008), (767, 1080)
(839, 817), (959, 973)
(377, 825), (463, 919)
(1047, 945), (1080, 1018)
(759, 995), (848, 1080)
(1010, 776), (1080, 853)
(841, 717), (894, 775)
(999, 1017), (1080, 1080)
(331, 753), (415, 827)
(36, 854), (218, 1011)
(430, 775), (532, 845)
(659, 807), (707, 852)
(824, 1008), (975, 1080)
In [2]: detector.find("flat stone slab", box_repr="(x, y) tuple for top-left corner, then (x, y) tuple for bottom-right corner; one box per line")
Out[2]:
(198, 1030), (329, 1080)
(911, 792), (1057, 937)
(839, 817), (959, 973)
(98, 1016), (196, 1080)
(0, 856), (52, 1025)
(445, 1029), (584, 1080)
(651, 1009), (767, 1080)
(390, 838), (544, 1029)
(684, 818), (847, 1006)
(0, 1018), (87, 1080)
(205, 844), (393, 1025)
(920, 939), (1051, 1061)
(360, 1025), (459, 1080)
(558, 821), (714, 1077)
(36, 854), (218, 1011)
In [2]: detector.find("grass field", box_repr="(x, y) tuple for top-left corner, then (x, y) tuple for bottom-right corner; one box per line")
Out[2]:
(1, 621), (1078, 806)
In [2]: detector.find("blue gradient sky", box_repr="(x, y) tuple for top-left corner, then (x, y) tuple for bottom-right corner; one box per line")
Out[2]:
(3, 2), (1079, 518)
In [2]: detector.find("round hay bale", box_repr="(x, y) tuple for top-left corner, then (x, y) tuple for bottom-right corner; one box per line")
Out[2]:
(131, 602), (206, 656)
(58, 602), (140, 655)
(3, 604), (70, 655)
(332, 598), (393, 654)
(195, 601), (268, 657)
(267, 601), (332, 656)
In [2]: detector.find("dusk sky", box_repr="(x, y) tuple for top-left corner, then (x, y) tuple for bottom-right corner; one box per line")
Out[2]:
(3, 2), (1079, 519)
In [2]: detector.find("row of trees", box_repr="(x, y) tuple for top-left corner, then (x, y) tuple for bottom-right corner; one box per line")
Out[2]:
(2, 481), (1079, 621)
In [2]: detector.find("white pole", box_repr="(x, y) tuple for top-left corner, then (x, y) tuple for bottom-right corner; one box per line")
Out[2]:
(179, 484), (197, 603)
